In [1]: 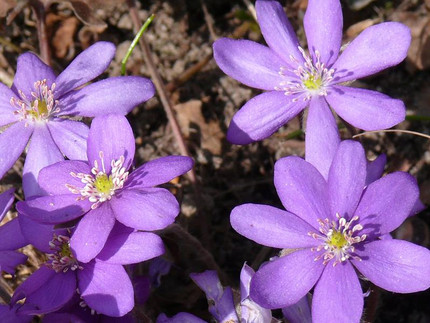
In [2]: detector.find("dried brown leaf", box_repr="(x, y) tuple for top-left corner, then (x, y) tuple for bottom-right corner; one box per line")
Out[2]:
(174, 100), (224, 155)
(0, 0), (17, 18)
(52, 16), (79, 58)
(69, 0), (107, 29)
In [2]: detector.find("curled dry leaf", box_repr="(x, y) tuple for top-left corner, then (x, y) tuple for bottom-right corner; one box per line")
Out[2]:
(52, 16), (79, 58)
(0, 0), (17, 18)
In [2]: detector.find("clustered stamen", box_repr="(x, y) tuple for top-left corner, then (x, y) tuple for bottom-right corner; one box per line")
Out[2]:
(66, 151), (129, 209)
(309, 213), (367, 266)
(10, 79), (59, 124)
(46, 233), (82, 273)
(275, 46), (335, 101)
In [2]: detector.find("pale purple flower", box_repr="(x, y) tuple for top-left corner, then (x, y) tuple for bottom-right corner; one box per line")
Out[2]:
(11, 222), (163, 317)
(0, 41), (155, 197)
(17, 114), (193, 263)
(230, 140), (430, 322)
(214, 0), (410, 178)
(0, 188), (27, 274)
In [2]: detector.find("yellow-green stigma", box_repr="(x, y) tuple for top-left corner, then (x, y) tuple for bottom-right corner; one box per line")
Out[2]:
(328, 230), (348, 249)
(59, 241), (73, 258)
(28, 99), (49, 118)
(94, 174), (114, 194)
(303, 74), (323, 91)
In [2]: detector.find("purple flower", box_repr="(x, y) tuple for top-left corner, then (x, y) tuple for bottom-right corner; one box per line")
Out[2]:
(213, 0), (410, 177)
(11, 222), (163, 317)
(230, 140), (430, 322)
(0, 188), (27, 274)
(17, 114), (193, 263)
(0, 42), (155, 197)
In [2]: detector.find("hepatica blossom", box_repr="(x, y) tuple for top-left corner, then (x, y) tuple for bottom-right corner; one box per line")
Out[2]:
(230, 140), (430, 322)
(0, 41), (155, 197)
(17, 114), (193, 263)
(214, 0), (410, 177)
(11, 222), (162, 317)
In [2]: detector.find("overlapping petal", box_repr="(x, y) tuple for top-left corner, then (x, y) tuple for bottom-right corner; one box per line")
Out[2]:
(250, 249), (324, 309)
(126, 156), (193, 189)
(312, 262), (363, 323)
(58, 76), (155, 117)
(79, 261), (134, 317)
(0, 251), (27, 274)
(54, 41), (116, 97)
(11, 53), (56, 98)
(0, 121), (33, 180)
(274, 156), (330, 229)
(332, 22), (411, 82)
(22, 125), (64, 198)
(327, 140), (366, 219)
(255, 0), (303, 64)
(213, 38), (287, 91)
(304, 0), (342, 67)
(87, 114), (135, 174)
(327, 86), (406, 130)
(227, 92), (307, 144)
(70, 202), (116, 263)
(305, 97), (340, 180)
(366, 154), (386, 186)
(0, 218), (27, 251)
(38, 160), (90, 195)
(352, 239), (430, 293)
(17, 217), (53, 253)
(111, 188), (179, 231)
(355, 172), (419, 237)
(48, 118), (89, 160)
(0, 188), (14, 221)
(230, 203), (318, 248)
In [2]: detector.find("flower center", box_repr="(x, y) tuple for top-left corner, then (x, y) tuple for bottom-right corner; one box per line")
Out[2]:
(10, 79), (59, 123)
(309, 213), (367, 266)
(66, 151), (129, 209)
(275, 47), (335, 101)
(46, 233), (82, 273)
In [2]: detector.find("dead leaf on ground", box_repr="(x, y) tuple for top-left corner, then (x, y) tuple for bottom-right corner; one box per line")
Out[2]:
(0, 0), (16, 18)
(174, 100), (224, 155)
(52, 16), (79, 58)
(392, 11), (430, 70)
(345, 18), (380, 39)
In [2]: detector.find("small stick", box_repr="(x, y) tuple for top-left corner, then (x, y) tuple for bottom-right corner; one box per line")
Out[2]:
(29, 0), (51, 66)
(353, 129), (430, 140)
(126, 0), (210, 248)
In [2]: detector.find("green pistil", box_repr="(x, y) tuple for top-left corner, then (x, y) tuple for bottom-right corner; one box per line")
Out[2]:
(60, 242), (72, 258)
(94, 174), (114, 194)
(329, 231), (347, 249)
(29, 99), (48, 118)
(303, 74), (322, 90)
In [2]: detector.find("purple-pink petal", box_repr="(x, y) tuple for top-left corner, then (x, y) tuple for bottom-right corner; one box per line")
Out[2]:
(304, 0), (342, 67)
(213, 38), (287, 91)
(0, 121), (33, 180)
(87, 114), (135, 174)
(79, 261), (134, 317)
(0, 251), (27, 274)
(97, 229), (165, 265)
(17, 216), (52, 253)
(58, 76), (155, 117)
(70, 202), (116, 263)
(126, 155), (193, 189)
(38, 160), (90, 195)
(157, 313), (206, 323)
(22, 125), (64, 198)
(312, 261), (363, 323)
(366, 154), (386, 186)
(0, 83), (19, 127)
(54, 41), (115, 97)
(250, 248), (324, 309)
(355, 172), (420, 237)
(0, 218), (27, 251)
(305, 97), (340, 180)
(332, 22), (411, 83)
(327, 140), (366, 220)
(327, 86), (406, 130)
(48, 118), (89, 160)
(13, 266), (76, 315)
(111, 188), (179, 231)
(17, 194), (91, 224)
(11, 53), (56, 98)
(274, 156), (330, 229)
(230, 203), (318, 248)
(282, 296), (312, 323)
(352, 239), (430, 293)
(0, 188), (14, 222)
(227, 91), (307, 145)
(255, 0), (303, 65)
